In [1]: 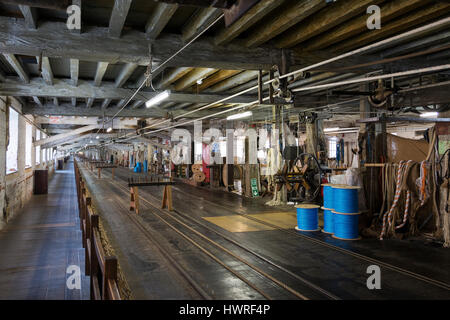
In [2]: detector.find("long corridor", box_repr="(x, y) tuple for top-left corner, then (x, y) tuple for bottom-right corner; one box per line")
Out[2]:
(0, 161), (89, 299)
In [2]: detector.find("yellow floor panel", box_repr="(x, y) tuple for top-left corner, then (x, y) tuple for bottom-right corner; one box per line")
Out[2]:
(203, 212), (297, 233)
(248, 212), (297, 229)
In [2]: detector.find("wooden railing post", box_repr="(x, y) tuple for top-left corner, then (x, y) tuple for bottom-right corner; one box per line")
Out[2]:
(82, 197), (91, 249)
(103, 257), (118, 300)
(90, 215), (99, 300)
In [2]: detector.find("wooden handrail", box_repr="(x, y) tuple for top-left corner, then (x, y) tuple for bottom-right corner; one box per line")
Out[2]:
(74, 159), (121, 300)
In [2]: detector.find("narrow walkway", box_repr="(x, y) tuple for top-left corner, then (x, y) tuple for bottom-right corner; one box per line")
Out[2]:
(0, 160), (89, 300)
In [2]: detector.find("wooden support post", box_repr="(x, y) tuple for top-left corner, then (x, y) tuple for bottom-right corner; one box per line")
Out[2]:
(258, 69), (263, 104)
(161, 178), (173, 211)
(90, 215), (99, 300)
(269, 69), (274, 104)
(111, 167), (115, 180)
(83, 197), (91, 249)
(130, 186), (140, 214)
(103, 257), (117, 300)
(98, 167), (101, 179)
(85, 205), (91, 276)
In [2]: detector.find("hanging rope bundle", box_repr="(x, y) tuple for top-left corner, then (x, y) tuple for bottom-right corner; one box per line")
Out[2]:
(380, 160), (414, 240)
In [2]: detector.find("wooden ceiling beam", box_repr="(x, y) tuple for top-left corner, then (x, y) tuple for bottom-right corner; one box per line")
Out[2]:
(196, 69), (241, 92)
(115, 62), (138, 88)
(155, 67), (193, 89)
(330, 2), (450, 53)
(174, 67), (216, 91)
(93, 61), (109, 86)
(244, 0), (327, 48)
(214, 0), (282, 46)
(22, 103), (213, 118)
(0, 16), (283, 70)
(2, 53), (29, 83)
(145, 2), (178, 39)
(275, 0), (384, 49)
(109, 0), (133, 38)
(18, 5), (38, 29)
(0, 77), (258, 104)
(182, 7), (222, 43)
(301, 0), (433, 51)
(38, 56), (53, 85)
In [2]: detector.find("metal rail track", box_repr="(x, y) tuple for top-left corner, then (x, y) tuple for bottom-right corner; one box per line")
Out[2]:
(169, 182), (450, 291)
(98, 167), (450, 293)
(92, 168), (337, 300)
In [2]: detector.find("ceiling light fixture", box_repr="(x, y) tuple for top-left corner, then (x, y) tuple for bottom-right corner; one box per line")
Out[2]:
(324, 127), (340, 132)
(146, 90), (170, 108)
(420, 112), (438, 118)
(197, 79), (203, 85)
(226, 111), (252, 121)
(107, 127), (113, 133)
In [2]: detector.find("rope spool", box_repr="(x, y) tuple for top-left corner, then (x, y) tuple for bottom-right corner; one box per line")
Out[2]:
(321, 207), (334, 234)
(322, 183), (335, 210)
(332, 211), (361, 240)
(332, 185), (360, 214)
(193, 171), (206, 183)
(192, 164), (202, 173)
(295, 204), (320, 232)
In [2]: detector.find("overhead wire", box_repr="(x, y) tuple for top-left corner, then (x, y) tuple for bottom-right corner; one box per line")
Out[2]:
(90, 16), (450, 150)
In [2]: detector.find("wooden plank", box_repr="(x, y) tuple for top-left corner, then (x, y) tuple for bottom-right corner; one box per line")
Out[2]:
(70, 58), (79, 86)
(32, 96), (42, 105)
(0, 16), (283, 70)
(39, 56), (53, 85)
(215, 0), (281, 45)
(34, 124), (98, 146)
(0, 78), (257, 104)
(182, 7), (222, 43)
(174, 68), (217, 91)
(115, 63), (138, 88)
(303, 0), (433, 51)
(244, 0), (326, 48)
(331, 2), (450, 53)
(145, 2), (178, 39)
(18, 5), (38, 29)
(109, 0), (132, 38)
(2, 53), (29, 83)
(155, 67), (193, 89)
(196, 69), (241, 92)
(94, 62), (109, 87)
(275, 0), (383, 48)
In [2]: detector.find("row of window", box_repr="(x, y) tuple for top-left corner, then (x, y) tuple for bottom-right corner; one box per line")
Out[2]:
(6, 107), (54, 174)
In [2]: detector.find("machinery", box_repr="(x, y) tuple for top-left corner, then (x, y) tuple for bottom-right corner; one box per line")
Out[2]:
(274, 153), (329, 203)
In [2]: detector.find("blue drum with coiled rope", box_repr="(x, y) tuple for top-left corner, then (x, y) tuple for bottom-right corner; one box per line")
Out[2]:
(321, 207), (334, 234)
(322, 184), (335, 210)
(332, 211), (361, 240)
(332, 185), (360, 214)
(295, 204), (320, 232)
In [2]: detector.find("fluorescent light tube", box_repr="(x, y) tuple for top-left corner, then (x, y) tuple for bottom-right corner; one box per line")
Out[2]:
(106, 127), (113, 133)
(146, 90), (170, 108)
(324, 127), (340, 132)
(226, 111), (252, 121)
(420, 112), (438, 118)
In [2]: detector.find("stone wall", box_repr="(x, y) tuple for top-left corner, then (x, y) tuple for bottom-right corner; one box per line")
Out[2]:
(0, 96), (55, 230)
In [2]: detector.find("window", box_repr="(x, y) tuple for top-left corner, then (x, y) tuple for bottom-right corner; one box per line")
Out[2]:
(47, 148), (51, 162)
(36, 130), (40, 165)
(25, 122), (32, 167)
(328, 137), (337, 159)
(6, 107), (18, 173)
(43, 148), (47, 163)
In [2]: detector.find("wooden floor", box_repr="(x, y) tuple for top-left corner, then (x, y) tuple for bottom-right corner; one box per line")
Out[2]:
(79, 165), (450, 300)
(0, 161), (89, 300)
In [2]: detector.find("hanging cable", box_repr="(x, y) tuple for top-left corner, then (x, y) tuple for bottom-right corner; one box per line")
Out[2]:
(91, 16), (450, 150)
